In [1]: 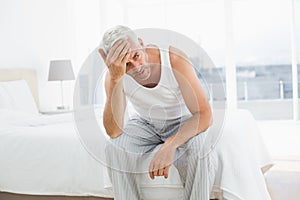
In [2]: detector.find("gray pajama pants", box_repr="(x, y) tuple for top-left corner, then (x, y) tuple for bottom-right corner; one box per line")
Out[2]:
(105, 116), (217, 200)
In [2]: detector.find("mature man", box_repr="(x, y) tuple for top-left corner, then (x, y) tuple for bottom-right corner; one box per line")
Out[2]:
(99, 25), (217, 200)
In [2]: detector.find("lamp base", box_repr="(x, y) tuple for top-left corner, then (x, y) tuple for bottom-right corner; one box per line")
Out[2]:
(57, 106), (67, 110)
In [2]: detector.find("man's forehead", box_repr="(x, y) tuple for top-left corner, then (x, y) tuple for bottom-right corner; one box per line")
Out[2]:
(126, 37), (140, 49)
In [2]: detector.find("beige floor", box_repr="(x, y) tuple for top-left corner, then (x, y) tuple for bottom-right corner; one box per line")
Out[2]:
(265, 158), (300, 200)
(0, 193), (113, 200)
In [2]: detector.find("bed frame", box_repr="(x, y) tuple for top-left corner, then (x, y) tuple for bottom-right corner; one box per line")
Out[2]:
(0, 192), (113, 200)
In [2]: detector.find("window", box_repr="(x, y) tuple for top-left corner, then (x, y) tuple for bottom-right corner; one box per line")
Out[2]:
(100, 0), (299, 120)
(233, 0), (293, 120)
(296, 0), (300, 100)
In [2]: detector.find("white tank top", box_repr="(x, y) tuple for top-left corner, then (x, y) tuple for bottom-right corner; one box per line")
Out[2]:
(123, 46), (191, 120)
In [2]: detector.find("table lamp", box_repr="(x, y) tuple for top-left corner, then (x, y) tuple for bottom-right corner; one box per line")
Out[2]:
(48, 59), (75, 110)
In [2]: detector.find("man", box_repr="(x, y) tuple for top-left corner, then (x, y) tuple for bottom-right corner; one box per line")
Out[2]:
(99, 25), (217, 200)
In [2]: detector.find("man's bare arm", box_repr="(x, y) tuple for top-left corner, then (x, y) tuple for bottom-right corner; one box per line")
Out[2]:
(149, 46), (212, 179)
(99, 39), (130, 138)
(103, 73), (126, 138)
(165, 46), (212, 148)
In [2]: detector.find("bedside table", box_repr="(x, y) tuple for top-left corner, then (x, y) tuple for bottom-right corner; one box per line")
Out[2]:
(40, 109), (73, 115)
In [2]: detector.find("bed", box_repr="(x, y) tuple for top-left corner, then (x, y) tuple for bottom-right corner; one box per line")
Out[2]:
(0, 69), (274, 200)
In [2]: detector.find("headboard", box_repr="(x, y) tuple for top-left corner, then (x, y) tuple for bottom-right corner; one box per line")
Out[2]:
(0, 69), (39, 107)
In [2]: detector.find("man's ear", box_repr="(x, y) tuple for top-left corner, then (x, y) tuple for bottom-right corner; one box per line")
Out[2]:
(138, 37), (144, 47)
(98, 48), (107, 62)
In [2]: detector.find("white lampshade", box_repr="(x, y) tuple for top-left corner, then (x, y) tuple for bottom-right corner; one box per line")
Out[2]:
(48, 60), (75, 81)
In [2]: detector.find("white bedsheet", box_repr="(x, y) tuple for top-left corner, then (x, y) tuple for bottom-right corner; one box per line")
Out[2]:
(0, 109), (273, 200)
(0, 110), (113, 197)
(211, 110), (273, 200)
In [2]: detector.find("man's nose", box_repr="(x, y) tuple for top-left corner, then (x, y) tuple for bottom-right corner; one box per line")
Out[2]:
(131, 60), (140, 68)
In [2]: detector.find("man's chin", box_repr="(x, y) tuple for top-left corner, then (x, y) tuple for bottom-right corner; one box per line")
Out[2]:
(137, 73), (151, 81)
(135, 68), (151, 81)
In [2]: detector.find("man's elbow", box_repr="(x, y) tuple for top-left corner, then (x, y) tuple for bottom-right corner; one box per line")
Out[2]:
(207, 107), (213, 126)
(103, 119), (123, 138)
(200, 106), (213, 131)
(104, 126), (122, 138)
(109, 132), (122, 139)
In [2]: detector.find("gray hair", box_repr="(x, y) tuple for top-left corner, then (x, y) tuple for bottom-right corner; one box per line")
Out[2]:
(101, 25), (139, 54)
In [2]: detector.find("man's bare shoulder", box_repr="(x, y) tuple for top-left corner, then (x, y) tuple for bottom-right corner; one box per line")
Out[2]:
(169, 46), (192, 71)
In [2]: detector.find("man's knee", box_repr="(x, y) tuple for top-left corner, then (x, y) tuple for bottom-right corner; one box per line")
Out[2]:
(185, 132), (207, 155)
(104, 133), (134, 171)
(104, 132), (144, 156)
(104, 133), (126, 155)
(104, 139), (114, 157)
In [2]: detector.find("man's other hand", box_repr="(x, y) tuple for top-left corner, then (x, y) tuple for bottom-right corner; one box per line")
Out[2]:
(149, 144), (176, 179)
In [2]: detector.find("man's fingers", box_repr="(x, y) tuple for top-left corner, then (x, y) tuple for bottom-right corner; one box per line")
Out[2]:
(98, 48), (107, 62)
(151, 166), (166, 177)
(108, 40), (128, 62)
(149, 164), (163, 179)
(99, 39), (123, 58)
(108, 39), (123, 54)
(149, 170), (154, 180)
(164, 166), (170, 179)
(121, 47), (131, 63)
(106, 40), (122, 62)
(149, 162), (155, 180)
(158, 166), (164, 176)
(113, 41), (128, 60)
(119, 43), (130, 60)
(119, 42), (130, 56)
(153, 169), (159, 177)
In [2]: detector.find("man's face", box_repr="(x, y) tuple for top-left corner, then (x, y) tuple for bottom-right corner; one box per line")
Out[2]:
(125, 39), (151, 81)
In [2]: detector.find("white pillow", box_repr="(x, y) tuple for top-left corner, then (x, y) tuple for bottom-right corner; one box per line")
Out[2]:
(0, 86), (14, 109)
(0, 80), (38, 114)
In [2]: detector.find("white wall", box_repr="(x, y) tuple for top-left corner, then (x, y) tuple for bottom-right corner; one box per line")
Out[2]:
(0, 0), (101, 110)
(0, 0), (72, 110)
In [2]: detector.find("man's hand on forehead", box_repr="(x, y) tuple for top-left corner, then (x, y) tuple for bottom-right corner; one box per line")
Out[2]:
(109, 37), (129, 52)
(110, 36), (142, 54)
(107, 39), (130, 64)
(100, 38), (130, 82)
